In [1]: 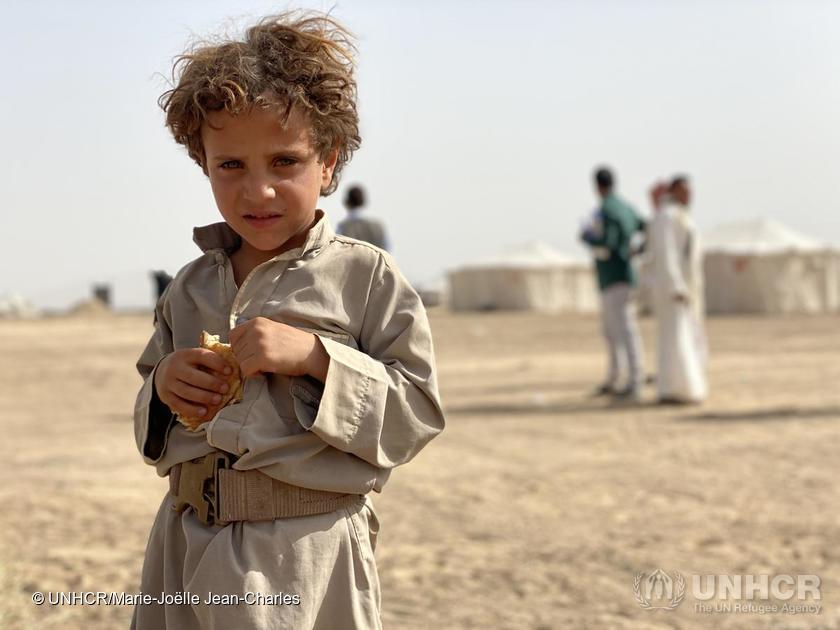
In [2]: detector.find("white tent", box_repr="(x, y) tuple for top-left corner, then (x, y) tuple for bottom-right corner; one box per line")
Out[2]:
(0, 293), (39, 319)
(446, 242), (598, 313)
(703, 218), (840, 314)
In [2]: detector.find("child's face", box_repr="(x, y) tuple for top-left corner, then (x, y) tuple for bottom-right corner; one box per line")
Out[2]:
(202, 105), (337, 260)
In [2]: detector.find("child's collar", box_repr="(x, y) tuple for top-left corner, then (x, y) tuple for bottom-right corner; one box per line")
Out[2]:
(192, 210), (335, 257)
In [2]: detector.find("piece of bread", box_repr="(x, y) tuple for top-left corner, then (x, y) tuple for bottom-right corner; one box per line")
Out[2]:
(177, 331), (244, 431)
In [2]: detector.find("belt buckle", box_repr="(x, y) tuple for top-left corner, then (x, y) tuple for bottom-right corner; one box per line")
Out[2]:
(171, 452), (231, 526)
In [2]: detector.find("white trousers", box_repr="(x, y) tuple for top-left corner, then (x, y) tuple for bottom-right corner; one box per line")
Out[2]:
(600, 283), (644, 390)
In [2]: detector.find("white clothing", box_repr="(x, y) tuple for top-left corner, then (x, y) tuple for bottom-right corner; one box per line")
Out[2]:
(650, 204), (708, 402)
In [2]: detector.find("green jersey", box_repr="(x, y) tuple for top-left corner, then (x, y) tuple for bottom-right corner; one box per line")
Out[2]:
(581, 194), (646, 290)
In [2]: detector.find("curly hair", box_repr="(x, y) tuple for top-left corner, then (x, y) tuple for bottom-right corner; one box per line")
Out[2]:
(159, 11), (360, 196)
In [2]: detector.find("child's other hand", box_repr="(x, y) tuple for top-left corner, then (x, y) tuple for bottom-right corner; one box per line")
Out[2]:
(153, 348), (233, 421)
(230, 317), (328, 381)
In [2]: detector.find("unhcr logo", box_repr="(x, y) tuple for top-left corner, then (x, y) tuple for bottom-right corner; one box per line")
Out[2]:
(633, 570), (686, 610)
(633, 570), (822, 614)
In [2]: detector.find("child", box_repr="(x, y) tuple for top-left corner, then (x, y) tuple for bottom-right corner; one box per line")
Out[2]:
(131, 12), (445, 630)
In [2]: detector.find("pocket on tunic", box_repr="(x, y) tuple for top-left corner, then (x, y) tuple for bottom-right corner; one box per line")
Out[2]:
(288, 327), (358, 429)
(362, 498), (380, 553)
(344, 503), (377, 565)
(289, 376), (323, 430)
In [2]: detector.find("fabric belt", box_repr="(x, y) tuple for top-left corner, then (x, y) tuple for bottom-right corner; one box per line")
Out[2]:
(169, 452), (362, 526)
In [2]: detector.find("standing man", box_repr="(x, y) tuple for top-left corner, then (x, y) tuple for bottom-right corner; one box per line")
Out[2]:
(648, 175), (707, 403)
(337, 184), (390, 251)
(580, 167), (647, 399)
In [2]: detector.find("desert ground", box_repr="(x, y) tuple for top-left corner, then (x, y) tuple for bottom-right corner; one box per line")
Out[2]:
(1, 310), (839, 629)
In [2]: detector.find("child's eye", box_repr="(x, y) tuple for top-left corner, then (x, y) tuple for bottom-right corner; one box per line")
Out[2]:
(219, 160), (242, 169)
(274, 157), (297, 167)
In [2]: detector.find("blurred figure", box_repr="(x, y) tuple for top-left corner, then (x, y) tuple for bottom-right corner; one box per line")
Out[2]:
(149, 271), (173, 325)
(648, 176), (707, 404)
(92, 283), (112, 308)
(337, 184), (390, 250)
(580, 167), (648, 399)
(151, 270), (173, 301)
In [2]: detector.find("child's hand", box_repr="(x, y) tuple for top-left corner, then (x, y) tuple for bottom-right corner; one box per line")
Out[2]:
(153, 348), (233, 421)
(230, 317), (329, 381)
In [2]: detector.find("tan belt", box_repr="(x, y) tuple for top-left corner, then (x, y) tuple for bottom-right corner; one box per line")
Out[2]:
(169, 452), (362, 526)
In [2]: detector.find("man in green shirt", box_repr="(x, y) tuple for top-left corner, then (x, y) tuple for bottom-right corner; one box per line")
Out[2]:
(580, 167), (647, 399)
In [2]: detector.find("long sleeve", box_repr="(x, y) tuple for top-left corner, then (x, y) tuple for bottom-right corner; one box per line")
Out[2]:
(134, 291), (177, 464)
(293, 255), (445, 469)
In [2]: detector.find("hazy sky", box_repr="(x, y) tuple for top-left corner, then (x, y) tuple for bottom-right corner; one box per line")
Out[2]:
(2, 0), (838, 309)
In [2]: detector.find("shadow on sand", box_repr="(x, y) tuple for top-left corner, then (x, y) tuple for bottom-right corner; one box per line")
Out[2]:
(444, 399), (663, 417)
(680, 406), (840, 422)
(445, 399), (840, 422)
(442, 380), (597, 397)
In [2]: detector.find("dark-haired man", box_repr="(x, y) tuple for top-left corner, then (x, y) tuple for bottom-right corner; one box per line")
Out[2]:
(580, 167), (647, 399)
(337, 184), (390, 251)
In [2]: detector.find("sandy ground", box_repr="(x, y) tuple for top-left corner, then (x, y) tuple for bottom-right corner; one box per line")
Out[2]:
(1, 310), (839, 629)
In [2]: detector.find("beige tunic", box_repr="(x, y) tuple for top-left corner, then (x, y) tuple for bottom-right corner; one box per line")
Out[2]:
(131, 211), (445, 629)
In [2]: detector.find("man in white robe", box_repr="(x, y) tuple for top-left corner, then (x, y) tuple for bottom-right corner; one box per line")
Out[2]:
(649, 176), (708, 403)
